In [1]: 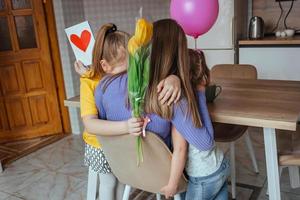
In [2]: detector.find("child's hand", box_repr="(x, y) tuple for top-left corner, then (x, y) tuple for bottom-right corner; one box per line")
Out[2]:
(127, 117), (143, 136)
(197, 78), (210, 92)
(74, 61), (89, 76)
(157, 75), (181, 106)
(160, 183), (178, 199)
(197, 84), (206, 92)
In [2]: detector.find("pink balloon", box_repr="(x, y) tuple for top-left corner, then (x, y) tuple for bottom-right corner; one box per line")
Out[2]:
(170, 0), (219, 38)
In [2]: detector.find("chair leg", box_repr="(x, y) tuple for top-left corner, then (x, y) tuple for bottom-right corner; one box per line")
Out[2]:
(174, 194), (181, 200)
(122, 185), (131, 200)
(244, 132), (259, 173)
(230, 142), (236, 199)
(156, 193), (161, 200)
(288, 166), (300, 188)
(87, 166), (98, 200)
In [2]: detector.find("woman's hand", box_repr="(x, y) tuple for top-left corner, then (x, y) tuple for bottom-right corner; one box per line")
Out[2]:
(157, 75), (181, 106)
(74, 60), (89, 76)
(127, 117), (143, 136)
(160, 183), (178, 199)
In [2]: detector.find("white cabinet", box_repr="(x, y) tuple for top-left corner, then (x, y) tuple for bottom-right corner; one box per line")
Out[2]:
(239, 47), (300, 81)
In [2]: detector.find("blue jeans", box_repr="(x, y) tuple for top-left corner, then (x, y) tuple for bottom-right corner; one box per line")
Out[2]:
(184, 158), (230, 200)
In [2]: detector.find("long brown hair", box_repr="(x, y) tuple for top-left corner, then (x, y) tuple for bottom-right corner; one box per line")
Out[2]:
(144, 19), (202, 128)
(91, 23), (130, 78)
(189, 49), (210, 86)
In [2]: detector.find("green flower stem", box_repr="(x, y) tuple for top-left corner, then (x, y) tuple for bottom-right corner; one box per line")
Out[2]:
(128, 45), (150, 166)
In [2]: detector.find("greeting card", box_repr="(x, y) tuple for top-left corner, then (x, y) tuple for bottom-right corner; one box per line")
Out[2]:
(65, 21), (95, 66)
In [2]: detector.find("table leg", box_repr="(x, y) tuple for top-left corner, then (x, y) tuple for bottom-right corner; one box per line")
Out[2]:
(263, 128), (281, 200)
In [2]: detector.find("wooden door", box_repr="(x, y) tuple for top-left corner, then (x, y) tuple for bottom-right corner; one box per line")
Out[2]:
(0, 0), (62, 142)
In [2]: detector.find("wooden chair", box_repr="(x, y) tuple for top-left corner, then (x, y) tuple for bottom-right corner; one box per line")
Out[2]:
(276, 125), (300, 188)
(265, 125), (300, 195)
(211, 64), (258, 80)
(97, 132), (187, 200)
(211, 64), (259, 199)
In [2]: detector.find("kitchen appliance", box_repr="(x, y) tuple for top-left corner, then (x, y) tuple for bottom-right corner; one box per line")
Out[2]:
(187, 0), (248, 67)
(249, 16), (264, 39)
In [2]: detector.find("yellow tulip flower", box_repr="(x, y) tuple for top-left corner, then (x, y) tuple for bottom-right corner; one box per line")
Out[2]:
(128, 18), (153, 55)
(128, 36), (139, 55)
(134, 18), (153, 46)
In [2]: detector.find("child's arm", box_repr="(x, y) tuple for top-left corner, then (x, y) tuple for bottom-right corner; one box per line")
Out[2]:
(77, 60), (143, 136)
(197, 84), (205, 92)
(75, 61), (182, 106)
(160, 126), (187, 199)
(172, 91), (214, 151)
(157, 75), (181, 106)
(80, 79), (143, 136)
(83, 115), (143, 136)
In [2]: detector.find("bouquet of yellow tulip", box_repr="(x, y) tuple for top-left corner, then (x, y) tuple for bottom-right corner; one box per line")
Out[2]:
(128, 18), (153, 166)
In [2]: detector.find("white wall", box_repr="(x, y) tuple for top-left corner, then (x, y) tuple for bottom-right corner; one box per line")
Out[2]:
(203, 50), (235, 69)
(53, 0), (85, 134)
(83, 0), (170, 35)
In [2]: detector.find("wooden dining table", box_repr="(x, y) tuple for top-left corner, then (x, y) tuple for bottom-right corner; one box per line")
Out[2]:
(209, 78), (300, 200)
(64, 78), (300, 200)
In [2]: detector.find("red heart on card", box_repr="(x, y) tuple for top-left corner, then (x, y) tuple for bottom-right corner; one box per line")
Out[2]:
(70, 30), (91, 52)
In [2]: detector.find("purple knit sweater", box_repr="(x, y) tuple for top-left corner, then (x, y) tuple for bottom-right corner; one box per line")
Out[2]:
(94, 74), (214, 151)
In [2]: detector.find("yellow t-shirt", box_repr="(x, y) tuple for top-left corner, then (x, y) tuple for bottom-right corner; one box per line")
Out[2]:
(80, 71), (101, 148)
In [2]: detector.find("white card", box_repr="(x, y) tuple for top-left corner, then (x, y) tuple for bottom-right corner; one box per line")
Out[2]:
(65, 21), (95, 66)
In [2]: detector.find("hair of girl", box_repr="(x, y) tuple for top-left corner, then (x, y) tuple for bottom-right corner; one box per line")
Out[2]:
(91, 23), (130, 79)
(145, 19), (202, 128)
(189, 49), (210, 87)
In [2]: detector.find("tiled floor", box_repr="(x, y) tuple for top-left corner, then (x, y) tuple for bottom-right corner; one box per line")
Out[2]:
(0, 127), (300, 200)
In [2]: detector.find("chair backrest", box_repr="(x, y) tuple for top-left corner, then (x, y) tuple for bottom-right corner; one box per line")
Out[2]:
(277, 125), (300, 166)
(277, 125), (300, 154)
(97, 132), (187, 194)
(211, 64), (257, 80)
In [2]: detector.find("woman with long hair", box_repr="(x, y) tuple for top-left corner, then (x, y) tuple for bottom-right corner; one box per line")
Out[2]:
(94, 19), (229, 199)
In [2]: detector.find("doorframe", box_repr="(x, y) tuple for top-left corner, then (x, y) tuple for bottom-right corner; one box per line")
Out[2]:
(43, 0), (71, 134)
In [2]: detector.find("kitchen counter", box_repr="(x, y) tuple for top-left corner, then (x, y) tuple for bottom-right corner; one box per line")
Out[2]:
(239, 35), (300, 47)
(239, 44), (300, 81)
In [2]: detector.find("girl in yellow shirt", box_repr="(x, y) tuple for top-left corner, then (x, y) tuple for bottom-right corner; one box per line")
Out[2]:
(75, 23), (181, 200)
